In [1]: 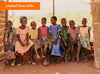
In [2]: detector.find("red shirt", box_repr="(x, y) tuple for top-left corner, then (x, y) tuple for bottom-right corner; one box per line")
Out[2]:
(39, 26), (48, 38)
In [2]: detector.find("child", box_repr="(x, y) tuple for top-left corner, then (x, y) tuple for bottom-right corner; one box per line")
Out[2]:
(49, 16), (61, 64)
(15, 16), (34, 66)
(29, 21), (44, 59)
(60, 18), (70, 62)
(79, 18), (91, 62)
(68, 20), (80, 62)
(38, 17), (52, 66)
(5, 21), (16, 66)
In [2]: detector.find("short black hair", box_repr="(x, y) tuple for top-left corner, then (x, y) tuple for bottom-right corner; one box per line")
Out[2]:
(82, 18), (87, 20)
(20, 16), (27, 23)
(41, 17), (47, 21)
(6, 21), (12, 25)
(61, 18), (66, 21)
(30, 21), (36, 26)
(69, 20), (75, 23)
(51, 16), (57, 21)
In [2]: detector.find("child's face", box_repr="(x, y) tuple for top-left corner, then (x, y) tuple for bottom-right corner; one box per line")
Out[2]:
(21, 18), (27, 27)
(82, 19), (87, 26)
(31, 22), (36, 29)
(61, 20), (67, 27)
(70, 22), (75, 28)
(6, 22), (12, 29)
(51, 18), (56, 25)
(42, 20), (46, 26)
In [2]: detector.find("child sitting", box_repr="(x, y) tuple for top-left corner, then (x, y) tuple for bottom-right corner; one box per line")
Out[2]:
(68, 20), (80, 62)
(29, 21), (45, 59)
(79, 18), (91, 62)
(60, 18), (70, 62)
(5, 21), (16, 66)
(38, 17), (52, 66)
(49, 16), (61, 64)
(15, 16), (34, 66)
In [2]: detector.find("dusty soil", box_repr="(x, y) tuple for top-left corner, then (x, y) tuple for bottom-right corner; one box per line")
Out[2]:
(0, 58), (100, 74)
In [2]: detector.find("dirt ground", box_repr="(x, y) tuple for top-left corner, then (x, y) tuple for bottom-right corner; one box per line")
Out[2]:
(0, 58), (100, 74)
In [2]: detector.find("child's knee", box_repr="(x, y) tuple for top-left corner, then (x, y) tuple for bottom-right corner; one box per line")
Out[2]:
(49, 44), (52, 49)
(44, 45), (48, 49)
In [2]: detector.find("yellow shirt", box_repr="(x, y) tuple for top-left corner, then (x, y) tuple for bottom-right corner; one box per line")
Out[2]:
(29, 29), (38, 39)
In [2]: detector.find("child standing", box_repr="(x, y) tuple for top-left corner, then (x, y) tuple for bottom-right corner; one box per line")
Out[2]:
(15, 16), (34, 66)
(68, 20), (80, 62)
(49, 16), (61, 64)
(38, 17), (52, 66)
(29, 21), (44, 59)
(60, 18), (70, 62)
(5, 21), (16, 66)
(79, 18), (91, 62)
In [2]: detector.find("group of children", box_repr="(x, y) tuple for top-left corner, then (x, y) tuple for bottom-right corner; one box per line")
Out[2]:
(5, 16), (91, 66)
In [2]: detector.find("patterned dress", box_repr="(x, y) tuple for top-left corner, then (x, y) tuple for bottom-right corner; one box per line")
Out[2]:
(15, 26), (34, 54)
(79, 26), (91, 50)
(5, 28), (16, 52)
(49, 24), (61, 56)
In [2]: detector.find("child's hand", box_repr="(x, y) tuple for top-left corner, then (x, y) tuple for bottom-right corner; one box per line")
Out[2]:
(15, 51), (17, 55)
(21, 42), (25, 46)
(65, 42), (68, 47)
(73, 40), (77, 44)
(51, 39), (55, 42)
(25, 41), (29, 46)
(9, 44), (12, 47)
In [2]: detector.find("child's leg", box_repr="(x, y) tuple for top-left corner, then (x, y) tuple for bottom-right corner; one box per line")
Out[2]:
(65, 47), (70, 62)
(83, 48), (88, 61)
(71, 44), (74, 61)
(11, 59), (15, 66)
(5, 59), (9, 65)
(77, 41), (81, 62)
(35, 47), (40, 58)
(29, 45), (34, 63)
(41, 47), (45, 58)
(17, 53), (23, 65)
(43, 45), (48, 64)
(55, 56), (60, 64)
(46, 44), (52, 63)
(60, 41), (66, 51)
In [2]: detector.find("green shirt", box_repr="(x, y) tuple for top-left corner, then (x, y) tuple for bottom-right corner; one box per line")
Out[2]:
(60, 26), (69, 41)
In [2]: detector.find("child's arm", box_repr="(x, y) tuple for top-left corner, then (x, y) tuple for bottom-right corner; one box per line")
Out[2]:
(60, 27), (67, 45)
(49, 32), (54, 39)
(55, 25), (61, 41)
(38, 28), (42, 41)
(17, 34), (25, 46)
(61, 35), (66, 43)
(47, 27), (51, 39)
(88, 28), (90, 40)
(55, 31), (60, 41)
(25, 32), (29, 46)
(9, 32), (16, 46)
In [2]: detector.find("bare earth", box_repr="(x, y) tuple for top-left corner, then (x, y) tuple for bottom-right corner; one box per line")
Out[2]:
(0, 59), (100, 74)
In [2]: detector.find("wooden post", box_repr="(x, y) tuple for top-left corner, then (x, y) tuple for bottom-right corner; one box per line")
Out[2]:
(53, 0), (55, 16)
(90, 0), (100, 68)
(0, 0), (8, 59)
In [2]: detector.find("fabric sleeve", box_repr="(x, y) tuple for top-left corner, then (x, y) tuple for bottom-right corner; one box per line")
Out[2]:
(88, 26), (92, 31)
(60, 27), (63, 36)
(77, 27), (80, 34)
(27, 26), (29, 32)
(57, 24), (61, 32)
(49, 25), (52, 32)
(16, 28), (19, 34)
(29, 29), (31, 36)
(68, 28), (70, 34)
(5, 30), (8, 37)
